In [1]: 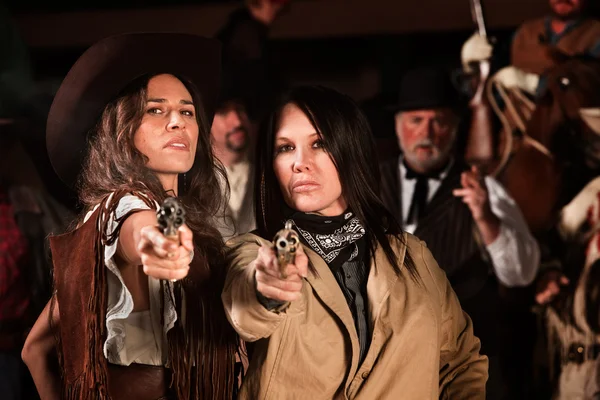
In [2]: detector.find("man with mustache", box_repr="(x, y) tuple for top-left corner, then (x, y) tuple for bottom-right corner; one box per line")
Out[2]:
(379, 67), (540, 400)
(211, 98), (256, 239)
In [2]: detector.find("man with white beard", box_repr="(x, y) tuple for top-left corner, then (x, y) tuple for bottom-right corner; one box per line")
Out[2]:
(379, 67), (540, 400)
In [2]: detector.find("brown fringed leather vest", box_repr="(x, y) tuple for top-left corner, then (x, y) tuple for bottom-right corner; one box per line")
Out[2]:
(379, 158), (500, 354)
(49, 193), (239, 400)
(50, 206), (112, 399)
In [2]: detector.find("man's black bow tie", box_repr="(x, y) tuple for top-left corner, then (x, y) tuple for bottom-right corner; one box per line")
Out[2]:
(403, 161), (445, 180)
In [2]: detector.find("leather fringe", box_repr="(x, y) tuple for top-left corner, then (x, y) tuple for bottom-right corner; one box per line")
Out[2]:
(53, 190), (239, 399)
(166, 257), (238, 399)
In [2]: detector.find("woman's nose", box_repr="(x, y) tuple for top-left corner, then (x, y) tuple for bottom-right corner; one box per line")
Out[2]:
(167, 111), (185, 131)
(292, 149), (312, 172)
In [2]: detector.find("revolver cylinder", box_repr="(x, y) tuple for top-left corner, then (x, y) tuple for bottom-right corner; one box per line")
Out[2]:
(273, 221), (300, 279)
(157, 197), (186, 240)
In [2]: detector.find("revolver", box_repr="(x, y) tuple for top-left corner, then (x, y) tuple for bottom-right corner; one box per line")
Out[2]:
(157, 197), (186, 282)
(273, 221), (300, 279)
(157, 197), (186, 241)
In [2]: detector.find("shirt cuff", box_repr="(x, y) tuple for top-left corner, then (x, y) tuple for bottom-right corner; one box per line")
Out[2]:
(254, 274), (289, 312)
(485, 222), (509, 257)
(256, 290), (289, 312)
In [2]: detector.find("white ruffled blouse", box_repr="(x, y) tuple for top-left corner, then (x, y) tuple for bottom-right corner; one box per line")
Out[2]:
(84, 193), (178, 366)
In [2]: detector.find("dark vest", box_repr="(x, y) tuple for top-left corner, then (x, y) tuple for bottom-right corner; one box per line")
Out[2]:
(380, 157), (499, 354)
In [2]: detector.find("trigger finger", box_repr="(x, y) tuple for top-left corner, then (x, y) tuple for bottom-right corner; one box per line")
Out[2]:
(283, 264), (303, 280)
(140, 234), (168, 258)
(256, 260), (280, 278)
(264, 249), (280, 271)
(258, 245), (276, 262)
(178, 225), (194, 251)
(153, 246), (169, 259)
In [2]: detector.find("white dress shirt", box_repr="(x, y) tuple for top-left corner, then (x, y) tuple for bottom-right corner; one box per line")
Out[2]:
(399, 159), (540, 287)
(225, 159), (251, 220)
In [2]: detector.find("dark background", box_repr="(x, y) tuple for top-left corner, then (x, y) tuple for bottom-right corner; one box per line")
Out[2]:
(3, 0), (529, 209)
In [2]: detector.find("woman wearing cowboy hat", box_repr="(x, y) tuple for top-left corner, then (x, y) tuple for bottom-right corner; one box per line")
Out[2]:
(21, 33), (241, 400)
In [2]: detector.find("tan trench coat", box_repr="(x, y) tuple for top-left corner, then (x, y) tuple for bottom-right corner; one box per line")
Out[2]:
(223, 232), (488, 399)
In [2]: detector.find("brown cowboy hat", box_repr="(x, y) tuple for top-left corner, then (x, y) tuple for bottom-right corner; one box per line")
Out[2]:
(46, 32), (221, 188)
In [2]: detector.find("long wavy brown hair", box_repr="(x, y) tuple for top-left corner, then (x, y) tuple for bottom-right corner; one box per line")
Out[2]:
(78, 73), (228, 237)
(73, 73), (239, 399)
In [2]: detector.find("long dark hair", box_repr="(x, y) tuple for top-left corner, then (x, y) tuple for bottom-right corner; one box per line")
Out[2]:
(254, 85), (418, 279)
(79, 73), (228, 241)
(75, 73), (238, 399)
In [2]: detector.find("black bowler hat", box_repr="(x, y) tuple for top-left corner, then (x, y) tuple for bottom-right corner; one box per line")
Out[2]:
(46, 32), (221, 188)
(394, 67), (463, 112)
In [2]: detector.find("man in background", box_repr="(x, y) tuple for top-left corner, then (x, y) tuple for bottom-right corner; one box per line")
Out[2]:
(462, 0), (600, 96)
(211, 97), (255, 240)
(380, 67), (540, 400)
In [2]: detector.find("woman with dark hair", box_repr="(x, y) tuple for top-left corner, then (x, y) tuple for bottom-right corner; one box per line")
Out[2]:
(222, 85), (488, 399)
(21, 33), (240, 400)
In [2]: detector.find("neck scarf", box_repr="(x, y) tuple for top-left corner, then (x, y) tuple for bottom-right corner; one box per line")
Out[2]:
(284, 209), (367, 271)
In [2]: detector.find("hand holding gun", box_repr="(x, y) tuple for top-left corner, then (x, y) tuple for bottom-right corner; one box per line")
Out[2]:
(254, 221), (307, 303)
(138, 197), (192, 282)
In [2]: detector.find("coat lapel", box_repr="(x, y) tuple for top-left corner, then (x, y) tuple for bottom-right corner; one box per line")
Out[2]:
(366, 236), (403, 329)
(303, 237), (405, 386)
(303, 247), (361, 381)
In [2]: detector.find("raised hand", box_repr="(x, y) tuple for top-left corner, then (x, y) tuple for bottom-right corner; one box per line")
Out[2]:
(453, 166), (494, 222)
(535, 269), (570, 305)
(453, 165), (501, 244)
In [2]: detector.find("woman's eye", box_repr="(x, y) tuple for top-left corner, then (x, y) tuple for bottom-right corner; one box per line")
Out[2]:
(313, 139), (325, 149)
(275, 144), (294, 155)
(147, 107), (163, 115)
(181, 110), (194, 117)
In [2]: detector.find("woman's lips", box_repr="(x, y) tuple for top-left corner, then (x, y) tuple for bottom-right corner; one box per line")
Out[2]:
(292, 180), (320, 193)
(164, 137), (190, 151)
